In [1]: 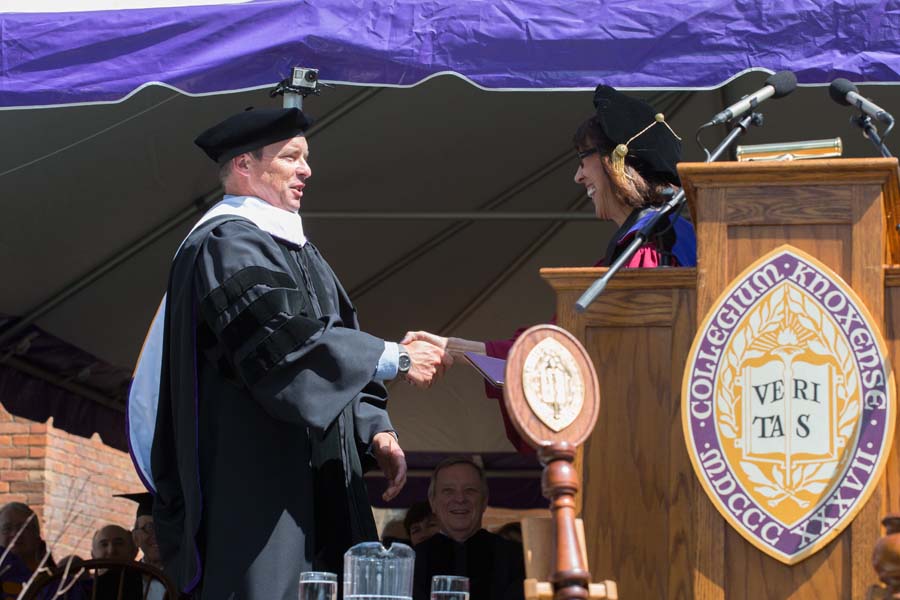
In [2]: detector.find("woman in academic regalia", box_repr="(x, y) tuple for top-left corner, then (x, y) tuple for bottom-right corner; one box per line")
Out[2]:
(403, 85), (697, 453)
(571, 84), (695, 270)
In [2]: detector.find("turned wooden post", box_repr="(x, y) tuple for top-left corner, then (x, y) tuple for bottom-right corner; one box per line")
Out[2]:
(504, 324), (603, 600)
(540, 442), (591, 600)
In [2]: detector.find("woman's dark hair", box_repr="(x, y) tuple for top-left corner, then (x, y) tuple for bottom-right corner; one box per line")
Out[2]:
(573, 116), (673, 209)
(403, 501), (433, 536)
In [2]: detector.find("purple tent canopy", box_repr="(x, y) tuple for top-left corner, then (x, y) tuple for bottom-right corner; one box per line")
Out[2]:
(2, 0), (899, 108)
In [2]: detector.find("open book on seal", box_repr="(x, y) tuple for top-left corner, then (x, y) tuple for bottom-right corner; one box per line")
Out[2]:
(463, 352), (505, 388)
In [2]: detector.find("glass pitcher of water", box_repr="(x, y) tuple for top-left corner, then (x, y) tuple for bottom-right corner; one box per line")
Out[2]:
(343, 541), (415, 600)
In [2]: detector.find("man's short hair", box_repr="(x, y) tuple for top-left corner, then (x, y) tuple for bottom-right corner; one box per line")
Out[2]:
(427, 456), (489, 501)
(218, 147), (264, 185)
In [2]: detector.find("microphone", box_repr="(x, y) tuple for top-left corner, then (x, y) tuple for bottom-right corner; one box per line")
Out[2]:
(829, 78), (894, 124)
(704, 71), (797, 126)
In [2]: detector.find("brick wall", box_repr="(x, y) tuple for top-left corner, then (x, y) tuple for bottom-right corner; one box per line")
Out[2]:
(0, 403), (143, 560)
(0, 408), (47, 523)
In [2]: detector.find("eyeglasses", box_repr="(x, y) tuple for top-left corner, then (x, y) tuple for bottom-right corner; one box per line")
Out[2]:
(576, 147), (599, 161)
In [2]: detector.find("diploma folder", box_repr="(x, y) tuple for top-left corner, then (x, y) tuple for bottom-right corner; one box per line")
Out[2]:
(464, 352), (505, 388)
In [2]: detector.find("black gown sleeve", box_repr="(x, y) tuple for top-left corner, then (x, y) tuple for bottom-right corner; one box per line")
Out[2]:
(313, 248), (396, 454)
(193, 220), (386, 431)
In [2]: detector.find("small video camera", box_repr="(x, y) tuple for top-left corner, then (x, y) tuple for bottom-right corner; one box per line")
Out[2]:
(291, 67), (319, 91)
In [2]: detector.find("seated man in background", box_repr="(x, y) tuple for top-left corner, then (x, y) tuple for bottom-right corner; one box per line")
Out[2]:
(91, 524), (142, 600)
(0, 502), (53, 599)
(412, 458), (525, 600)
(0, 502), (91, 600)
(120, 492), (166, 599)
(91, 525), (138, 562)
(404, 501), (439, 547)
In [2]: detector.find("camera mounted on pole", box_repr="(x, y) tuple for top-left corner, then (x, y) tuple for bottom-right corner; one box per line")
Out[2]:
(270, 67), (328, 110)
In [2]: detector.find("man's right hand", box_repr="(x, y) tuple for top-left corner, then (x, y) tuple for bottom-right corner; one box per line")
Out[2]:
(401, 341), (451, 388)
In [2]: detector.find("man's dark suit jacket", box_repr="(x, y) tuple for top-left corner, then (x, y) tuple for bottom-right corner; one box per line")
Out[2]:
(413, 530), (525, 600)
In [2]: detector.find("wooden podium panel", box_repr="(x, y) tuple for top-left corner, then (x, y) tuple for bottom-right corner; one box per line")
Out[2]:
(540, 269), (698, 599)
(682, 159), (896, 600)
(541, 158), (900, 600)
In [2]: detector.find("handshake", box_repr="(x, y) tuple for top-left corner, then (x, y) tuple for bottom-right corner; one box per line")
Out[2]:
(397, 331), (484, 388)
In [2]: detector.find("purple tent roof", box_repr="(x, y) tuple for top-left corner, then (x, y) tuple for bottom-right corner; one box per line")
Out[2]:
(2, 0), (899, 108)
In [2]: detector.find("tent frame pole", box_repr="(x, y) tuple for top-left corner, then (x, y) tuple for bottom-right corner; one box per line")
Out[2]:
(350, 147), (578, 298)
(437, 192), (590, 335)
(1, 357), (124, 413)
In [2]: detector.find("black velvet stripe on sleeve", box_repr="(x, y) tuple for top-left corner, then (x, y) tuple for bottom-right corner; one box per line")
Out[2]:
(239, 315), (325, 385)
(201, 266), (295, 325)
(217, 288), (311, 351)
(197, 323), (240, 383)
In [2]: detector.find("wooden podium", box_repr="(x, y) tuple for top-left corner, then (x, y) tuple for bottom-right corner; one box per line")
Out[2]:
(539, 158), (900, 600)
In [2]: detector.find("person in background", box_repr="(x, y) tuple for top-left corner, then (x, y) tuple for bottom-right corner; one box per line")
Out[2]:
(55, 556), (86, 573)
(91, 525), (137, 562)
(91, 524), (143, 600)
(495, 522), (522, 545)
(118, 492), (166, 599)
(412, 457), (524, 600)
(0, 502), (53, 599)
(404, 501), (440, 547)
(402, 84), (697, 453)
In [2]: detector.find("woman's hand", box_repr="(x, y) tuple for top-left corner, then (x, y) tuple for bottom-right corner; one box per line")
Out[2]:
(401, 331), (486, 361)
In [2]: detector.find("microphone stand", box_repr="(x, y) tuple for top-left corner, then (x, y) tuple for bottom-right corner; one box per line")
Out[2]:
(850, 114), (893, 158)
(575, 112), (764, 312)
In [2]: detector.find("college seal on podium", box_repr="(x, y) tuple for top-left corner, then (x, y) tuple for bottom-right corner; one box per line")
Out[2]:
(522, 337), (586, 432)
(682, 245), (895, 564)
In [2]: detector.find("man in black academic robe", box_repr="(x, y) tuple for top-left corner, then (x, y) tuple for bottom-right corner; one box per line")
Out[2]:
(412, 457), (525, 600)
(147, 108), (447, 600)
(90, 524), (144, 600)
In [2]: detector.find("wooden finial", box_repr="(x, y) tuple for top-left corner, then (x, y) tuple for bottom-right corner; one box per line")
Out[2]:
(504, 325), (602, 600)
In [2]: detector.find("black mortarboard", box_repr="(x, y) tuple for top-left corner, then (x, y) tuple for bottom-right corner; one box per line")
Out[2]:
(592, 84), (682, 185)
(115, 492), (153, 518)
(194, 107), (313, 164)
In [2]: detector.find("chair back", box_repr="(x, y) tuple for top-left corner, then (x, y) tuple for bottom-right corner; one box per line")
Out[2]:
(19, 558), (179, 600)
(520, 518), (617, 600)
(521, 516), (588, 581)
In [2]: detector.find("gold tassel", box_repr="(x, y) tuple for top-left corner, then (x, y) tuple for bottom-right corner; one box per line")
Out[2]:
(612, 143), (628, 175)
(609, 113), (682, 175)
(655, 113), (682, 140)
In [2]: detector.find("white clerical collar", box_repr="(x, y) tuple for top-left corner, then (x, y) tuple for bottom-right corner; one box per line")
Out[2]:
(192, 195), (307, 247)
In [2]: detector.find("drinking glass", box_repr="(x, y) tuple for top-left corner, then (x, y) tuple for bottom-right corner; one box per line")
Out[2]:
(430, 575), (469, 600)
(299, 571), (338, 600)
